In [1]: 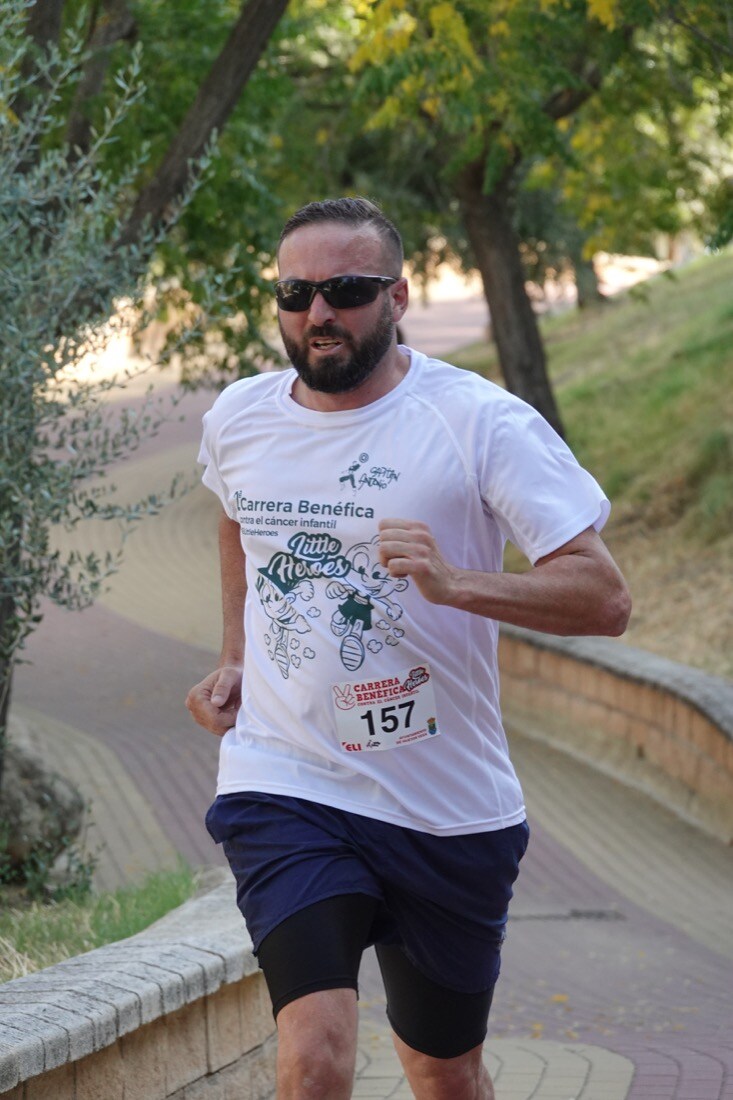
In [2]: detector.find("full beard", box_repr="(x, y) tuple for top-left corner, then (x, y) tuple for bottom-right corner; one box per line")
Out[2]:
(280, 300), (394, 395)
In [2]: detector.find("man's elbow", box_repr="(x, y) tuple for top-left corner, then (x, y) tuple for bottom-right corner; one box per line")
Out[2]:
(600, 579), (632, 636)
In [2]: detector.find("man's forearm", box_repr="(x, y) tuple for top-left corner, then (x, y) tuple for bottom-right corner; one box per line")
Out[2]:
(379, 521), (631, 638)
(219, 512), (247, 665)
(446, 544), (630, 636)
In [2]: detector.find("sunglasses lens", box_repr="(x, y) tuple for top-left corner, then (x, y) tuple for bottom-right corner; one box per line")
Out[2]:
(275, 281), (312, 311)
(326, 277), (382, 309)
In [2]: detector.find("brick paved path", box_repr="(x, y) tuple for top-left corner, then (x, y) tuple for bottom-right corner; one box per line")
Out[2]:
(11, 294), (733, 1098)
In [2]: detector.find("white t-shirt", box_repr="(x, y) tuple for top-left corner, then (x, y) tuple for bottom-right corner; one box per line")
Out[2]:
(199, 348), (609, 835)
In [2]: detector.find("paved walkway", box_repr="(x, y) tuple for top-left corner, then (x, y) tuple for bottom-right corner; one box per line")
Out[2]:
(11, 293), (733, 1098)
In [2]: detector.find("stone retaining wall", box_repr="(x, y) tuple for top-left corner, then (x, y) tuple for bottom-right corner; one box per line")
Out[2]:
(0, 878), (277, 1099)
(499, 626), (733, 843)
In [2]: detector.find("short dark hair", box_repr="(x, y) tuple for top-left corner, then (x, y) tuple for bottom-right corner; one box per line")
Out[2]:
(278, 197), (404, 275)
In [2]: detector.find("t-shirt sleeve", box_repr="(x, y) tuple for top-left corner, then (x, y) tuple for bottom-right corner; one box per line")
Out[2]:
(198, 408), (237, 519)
(480, 396), (610, 564)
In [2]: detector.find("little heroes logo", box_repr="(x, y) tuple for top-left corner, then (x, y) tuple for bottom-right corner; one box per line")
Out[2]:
(402, 666), (429, 692)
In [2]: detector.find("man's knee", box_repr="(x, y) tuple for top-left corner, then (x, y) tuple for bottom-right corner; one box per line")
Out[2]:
(393, 1035), (494, 1100)
(276, 990), (358, 1100)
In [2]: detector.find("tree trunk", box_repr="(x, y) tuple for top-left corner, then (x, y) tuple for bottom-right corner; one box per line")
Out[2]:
(13, 0), (68, 122)
(25, 0), (65, 52)
(569, 245), (606, 309)
(0, 533), (22, 793)
(0, 652), (13, 793)
(455, 156), (565, 438)
(65, 0), (138, 156)
(118, 0), (289, 246)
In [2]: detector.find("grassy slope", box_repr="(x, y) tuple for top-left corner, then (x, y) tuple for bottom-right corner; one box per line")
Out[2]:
(452, 249), (733, 680)
(0, 864), (197, 983)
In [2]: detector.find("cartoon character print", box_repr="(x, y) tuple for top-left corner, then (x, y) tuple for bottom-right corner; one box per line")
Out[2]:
(256, 573), (316, 679)
(326, 535), (408, 672)
(339, 452), (369, 491)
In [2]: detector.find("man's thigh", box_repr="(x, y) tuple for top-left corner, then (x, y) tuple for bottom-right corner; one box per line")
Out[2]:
(205, 792), (382, 951)
(257, 896), (494, 1061)
(376, 943), (494, 1059)
(256, 893), (379, 1016)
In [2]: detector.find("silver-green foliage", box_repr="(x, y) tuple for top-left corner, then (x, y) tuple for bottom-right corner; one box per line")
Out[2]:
(0, 0), (206, 751)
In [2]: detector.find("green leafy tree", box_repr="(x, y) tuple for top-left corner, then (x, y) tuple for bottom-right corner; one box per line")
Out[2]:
(14, 0), (292, 387)
(0, 0), (290, 787)
(348, 0), (632, 434)
(347, 0), (733, 435)
(547, 23), (733, 261)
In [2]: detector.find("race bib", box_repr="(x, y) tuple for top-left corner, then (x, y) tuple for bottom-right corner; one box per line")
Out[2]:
(332, 663), (440, 752)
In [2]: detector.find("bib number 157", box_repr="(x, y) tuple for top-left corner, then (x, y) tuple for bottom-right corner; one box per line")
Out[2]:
(360, 700), (415, 738)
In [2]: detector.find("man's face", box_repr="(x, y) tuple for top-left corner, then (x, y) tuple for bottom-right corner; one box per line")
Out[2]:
(277, 222), (399, 395)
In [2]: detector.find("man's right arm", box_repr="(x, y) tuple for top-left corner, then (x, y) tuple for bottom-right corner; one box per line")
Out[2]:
(185, 512), (246, 737)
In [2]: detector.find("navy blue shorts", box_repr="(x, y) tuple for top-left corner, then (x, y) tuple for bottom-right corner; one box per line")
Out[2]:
(206, 792), (529, 995)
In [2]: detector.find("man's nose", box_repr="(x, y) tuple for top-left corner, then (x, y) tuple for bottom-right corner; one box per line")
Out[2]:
(307, 290), (337, 325)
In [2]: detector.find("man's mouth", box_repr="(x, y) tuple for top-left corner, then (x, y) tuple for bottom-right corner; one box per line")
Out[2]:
(310, 338), (344, 352)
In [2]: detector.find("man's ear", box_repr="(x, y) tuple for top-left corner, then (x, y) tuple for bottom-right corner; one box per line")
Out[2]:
(390, 277), (409, 322)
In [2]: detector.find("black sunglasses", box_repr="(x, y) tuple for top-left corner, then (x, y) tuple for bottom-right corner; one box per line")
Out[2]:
(275, 274), (398, 312)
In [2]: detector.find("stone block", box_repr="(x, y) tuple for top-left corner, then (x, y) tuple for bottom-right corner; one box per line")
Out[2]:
(697, 755), (733, 804)
(1, 978), (141, 1040)
(500, 637), (537, 678)
(206, 983), (243, 1073)
(147, 946), (209, 1003)
(638, 724), (666, 771)
(595, 668), (623, 709)
(221, 1057), (252, 1100)
(635, 683), (663, 725)
(247, 1035), (278, 1100)
(0, 1086), (23, 1100)
(626, 716), (652, 753)
(189, 1075), (230, 1100)
(0, 1034), (23, 1093)
(562, 657), (590, 696)
(568, 693), (592, 732)
(34, 993), (118, 1054)
(697, 773), (733, 840)
(690, 712), (730, 770)
(653, 733), (694, 788)
(119, 1018), (167, 1100)
(537, 649), (562, 687)
(75, 1043), (125, 1100)
(676, 740), (702, 791)
(108, 960), (179, 1018)
(165, 1000), (208, 1096)
(54, 954), (167, 1029)
(506, 677), (533, 715)
(587, 698), (614, 737)
(617, 677), (642, 718)
(23, 1062), (75, 1100)
(1, 1014), (69, 1075)
(496, 635), (516, 672)
(672, 697), (693, 743)
(605, 706), (630, 742)
(240, 974), (275, 1054)
(535, 683), (568, 722)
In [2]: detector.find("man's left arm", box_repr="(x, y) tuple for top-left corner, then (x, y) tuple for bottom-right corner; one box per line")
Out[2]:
(378, 519), (631, 637)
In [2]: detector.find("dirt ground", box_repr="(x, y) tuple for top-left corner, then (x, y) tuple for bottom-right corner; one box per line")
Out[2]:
(606, 520), (733, 681)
